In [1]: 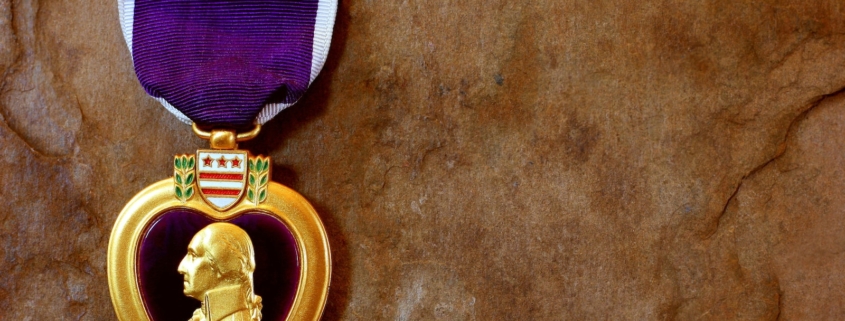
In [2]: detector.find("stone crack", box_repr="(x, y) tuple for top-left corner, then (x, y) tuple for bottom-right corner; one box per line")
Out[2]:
(707, 85), (845, 239)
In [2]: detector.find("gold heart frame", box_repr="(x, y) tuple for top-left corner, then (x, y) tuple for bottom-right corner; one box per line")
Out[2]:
(108, 179), (331, 321)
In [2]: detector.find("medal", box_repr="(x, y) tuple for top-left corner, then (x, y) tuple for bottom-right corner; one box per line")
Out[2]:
(108, 1), (337, 320)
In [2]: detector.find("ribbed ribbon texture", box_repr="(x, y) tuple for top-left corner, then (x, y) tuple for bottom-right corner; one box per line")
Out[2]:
(132, 0), (320, 128)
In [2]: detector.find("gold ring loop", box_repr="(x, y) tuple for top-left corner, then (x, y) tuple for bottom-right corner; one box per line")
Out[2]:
(236, 124), (262, 142)
(191, 123), (262, 142)
(191, 123), (212, 139)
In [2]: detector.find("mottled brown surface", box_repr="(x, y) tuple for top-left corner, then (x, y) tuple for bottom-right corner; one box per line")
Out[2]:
(2, 0), (845, 319)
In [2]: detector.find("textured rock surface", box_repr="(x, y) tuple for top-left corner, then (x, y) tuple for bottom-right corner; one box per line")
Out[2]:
(2, 0), (845, 319)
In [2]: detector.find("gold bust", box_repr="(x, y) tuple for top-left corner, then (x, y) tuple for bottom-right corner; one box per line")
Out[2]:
(178, 223), (262, 321)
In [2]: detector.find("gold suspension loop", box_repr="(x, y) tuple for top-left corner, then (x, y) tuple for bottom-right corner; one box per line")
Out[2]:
(192, 123), (262, 150)
(236, 124), (262, 142)
(191, 123), (212, 139)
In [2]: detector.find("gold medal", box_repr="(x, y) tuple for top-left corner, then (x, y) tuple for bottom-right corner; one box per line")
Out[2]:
(108, 126), (330, 320)
(111, 0), (338, 318)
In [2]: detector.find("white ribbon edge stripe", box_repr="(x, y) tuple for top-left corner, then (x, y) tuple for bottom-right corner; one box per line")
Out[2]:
(117, 0), (338, 126)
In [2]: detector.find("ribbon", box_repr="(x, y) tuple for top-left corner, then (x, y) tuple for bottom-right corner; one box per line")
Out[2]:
(118, 0), (337, 128)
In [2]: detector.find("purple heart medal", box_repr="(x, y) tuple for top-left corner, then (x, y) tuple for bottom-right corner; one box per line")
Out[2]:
(108, 1), (337, 320)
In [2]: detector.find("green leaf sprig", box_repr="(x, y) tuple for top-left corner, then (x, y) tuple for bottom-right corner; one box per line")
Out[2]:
(248, 156), (270, 204)
(173, 155), (196, 202)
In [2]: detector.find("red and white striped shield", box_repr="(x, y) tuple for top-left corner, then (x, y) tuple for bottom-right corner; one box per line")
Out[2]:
(195, 150), (248, 210)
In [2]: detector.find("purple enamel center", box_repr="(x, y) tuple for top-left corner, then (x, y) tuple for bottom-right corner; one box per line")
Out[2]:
(132, 0), (319, 128)
(138, 209), (300, 321)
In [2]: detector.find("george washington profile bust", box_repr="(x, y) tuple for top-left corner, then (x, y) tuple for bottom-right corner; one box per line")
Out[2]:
(178, 223), (263, 321)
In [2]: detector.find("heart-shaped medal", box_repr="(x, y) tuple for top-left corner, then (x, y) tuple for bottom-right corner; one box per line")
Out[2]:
(108, 145), (330, 321)
(113, 0), (337, 318)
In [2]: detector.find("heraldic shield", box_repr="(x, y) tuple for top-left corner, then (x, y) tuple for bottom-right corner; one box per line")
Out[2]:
(196, 150), (248, 211)
(108, 148), (331, 321)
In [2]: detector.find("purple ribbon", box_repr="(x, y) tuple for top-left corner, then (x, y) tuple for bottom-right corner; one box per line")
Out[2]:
(131, 0), (322, 129)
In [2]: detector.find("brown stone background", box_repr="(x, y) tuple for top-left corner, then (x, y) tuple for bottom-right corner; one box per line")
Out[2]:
(2, 0), (845, 319)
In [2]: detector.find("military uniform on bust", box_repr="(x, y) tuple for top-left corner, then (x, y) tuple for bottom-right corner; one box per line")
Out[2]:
(188, 284), (260, 321)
